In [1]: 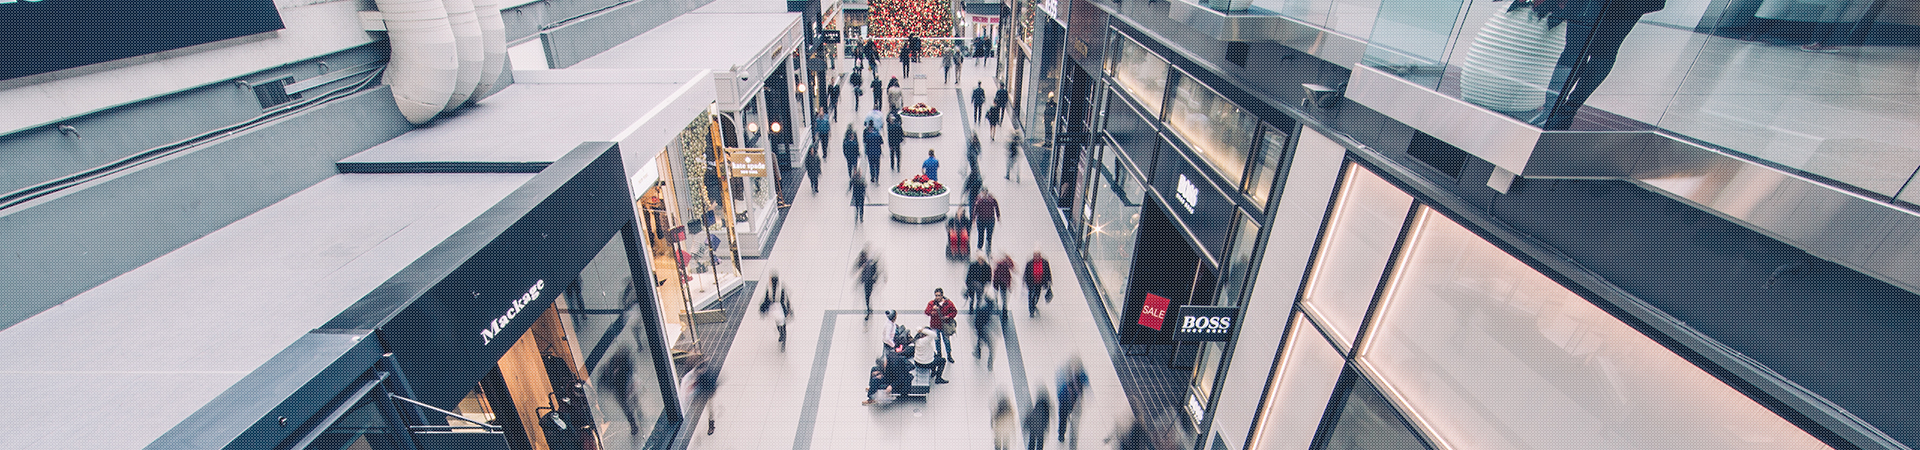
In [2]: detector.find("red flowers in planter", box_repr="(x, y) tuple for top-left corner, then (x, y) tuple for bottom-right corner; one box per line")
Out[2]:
(892, 174), (947, 197)
(902, 103), (939, 117)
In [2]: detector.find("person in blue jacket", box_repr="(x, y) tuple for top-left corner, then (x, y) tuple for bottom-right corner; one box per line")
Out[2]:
(922, 150), (941, 181)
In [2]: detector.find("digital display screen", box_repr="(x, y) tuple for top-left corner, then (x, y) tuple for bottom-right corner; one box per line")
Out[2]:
(1, 0), (286, 80)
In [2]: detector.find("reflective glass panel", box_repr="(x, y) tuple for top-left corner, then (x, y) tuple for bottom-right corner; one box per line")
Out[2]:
(1252, 312), (1348, 450)
(568, 230), (669, 445)
(1167, 72), (1258, 185)
(1359, 208), (1833, 450)
(1108, 35), (1169, 116)
(1299, 163), (1411, 349)
(1084, 149), (1145, 328)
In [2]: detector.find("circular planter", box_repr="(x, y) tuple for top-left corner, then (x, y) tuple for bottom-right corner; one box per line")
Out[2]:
(889, 189), (950, 223)
(901, 112), (943, 138)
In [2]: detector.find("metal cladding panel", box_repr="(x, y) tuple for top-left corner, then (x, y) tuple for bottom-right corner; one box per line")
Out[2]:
(150, 330), (383, 450)
(1345, 64), (1542, 175)
(1162, 0), (1366, 68)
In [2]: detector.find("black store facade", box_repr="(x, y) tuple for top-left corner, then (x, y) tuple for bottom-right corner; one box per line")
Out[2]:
(1059, 16), (1296, 431)
(147, 143), (683, 450)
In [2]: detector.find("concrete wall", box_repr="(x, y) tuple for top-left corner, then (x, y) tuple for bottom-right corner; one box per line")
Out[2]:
(0, 87), (412, 330)
(538, 0), (717, 69)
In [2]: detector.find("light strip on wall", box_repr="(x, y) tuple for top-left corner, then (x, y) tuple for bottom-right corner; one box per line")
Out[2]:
(1354, 358), (1456, 450)
(1247, 311), (1311, 448)
(1353, 205), (1429, 358)
(1295, 164), (1361, 345)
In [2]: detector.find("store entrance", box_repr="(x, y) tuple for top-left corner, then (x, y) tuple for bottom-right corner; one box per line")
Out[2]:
(1118, 202), (1218, 348)
(442, 303), (600, 450)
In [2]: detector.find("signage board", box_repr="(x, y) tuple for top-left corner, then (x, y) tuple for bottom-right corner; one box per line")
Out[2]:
(1150, 138), (1236, 264)
(1170, 305), (1238, 341)
(1, 0), (285, 80)
(727, 149), (770, 177)
(1139, 293), (1171, 330)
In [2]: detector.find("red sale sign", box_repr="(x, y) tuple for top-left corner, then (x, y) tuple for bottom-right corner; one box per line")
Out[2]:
(1139, 293), (1170, 330)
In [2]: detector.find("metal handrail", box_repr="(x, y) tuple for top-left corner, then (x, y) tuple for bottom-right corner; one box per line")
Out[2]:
(387, 393), (502, 431)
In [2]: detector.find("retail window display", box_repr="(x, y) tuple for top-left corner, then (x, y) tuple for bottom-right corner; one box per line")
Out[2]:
(868, 0), (955, 56)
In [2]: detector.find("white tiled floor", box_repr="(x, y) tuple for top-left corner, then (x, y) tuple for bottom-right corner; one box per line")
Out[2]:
(683, 54), (1139, 450)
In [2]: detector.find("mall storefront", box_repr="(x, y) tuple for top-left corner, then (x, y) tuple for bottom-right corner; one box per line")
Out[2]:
(1045, 15), (1864, 450)
(138, 143), (685, 450)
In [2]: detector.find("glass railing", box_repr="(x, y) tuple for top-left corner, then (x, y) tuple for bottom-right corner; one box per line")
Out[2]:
(1202, 0), (1920, 202)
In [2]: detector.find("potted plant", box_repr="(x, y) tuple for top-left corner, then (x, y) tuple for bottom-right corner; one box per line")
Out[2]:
(887, 174), (951, 222)
(900, 103), (944, 137)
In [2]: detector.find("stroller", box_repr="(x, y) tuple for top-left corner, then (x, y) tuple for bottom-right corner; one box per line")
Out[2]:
(946, 209), (972, 260)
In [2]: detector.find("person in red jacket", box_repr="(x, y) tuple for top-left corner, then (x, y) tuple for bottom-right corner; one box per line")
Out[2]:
(1024, 251), (1052, 317)
(992, 253), (1016, 312)
(924, 288), (958, 364)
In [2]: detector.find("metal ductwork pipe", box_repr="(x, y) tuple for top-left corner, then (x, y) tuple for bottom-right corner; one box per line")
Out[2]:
(441, 0), (485, 108)
(375, 0), (459, 124)
(470, 0), (508, 103)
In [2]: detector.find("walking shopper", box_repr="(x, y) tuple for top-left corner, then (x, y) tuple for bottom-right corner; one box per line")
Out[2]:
(992, 253), (1015, 310)
(680, 357), (721, 435)
(871, 76), (884, 110)
(1006, 131), (1022, 181)
(972, 82), (987, 122)
(942, 49), (955, 83)
(1056, 357), (1089, 445)
(813, 112), (832, 151)
(967, 133), (983, 169)
(963, 166), (984, 207)
(805, 148), (822, 193)
(906, 34), (923, 62)
(994, 84), (1010, 110)
(912, 327), (949, 384)
(922, 149), (941, 181)
(774, 288), (793, 351)
(952, 44), (965, 82)
(985, 105), (1004, 140)
(843, 126), (862, 178)
(849, 172), (867, 224)
(855, 249), (882, 318)
(924, 290), (958, 364)
(899, 49), (912, 78)
(1025, 391), (1053, 450)
(964, 256), (991, 310)
(850, 69), (864, 107)
(886, 79), (903, 112)
(863, 123), (884, 180)
(973, 190), (1001, 253)
(887, 110), (905, 171)
(1024, 251), (1052, 317)
(993, 395), (1017, 450)
(971, 298), (997, 369)
(827, 83), (842, 118)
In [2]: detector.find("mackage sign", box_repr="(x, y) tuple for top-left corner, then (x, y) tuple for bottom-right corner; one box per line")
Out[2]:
(481, 279), (545, 345)
(1170, 305), (1238, 342)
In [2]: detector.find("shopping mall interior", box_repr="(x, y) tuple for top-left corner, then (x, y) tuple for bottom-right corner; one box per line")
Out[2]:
(0, 0), (1914, 449)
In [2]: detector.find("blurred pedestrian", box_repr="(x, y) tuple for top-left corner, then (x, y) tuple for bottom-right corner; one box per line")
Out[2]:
(1025, 390), (1053, 450)
(804, 148), (823, 193)
(994, 394), (1017, 450)
(679, 356), (721, 435)
(813, 111), (832, 150)
(1024, 250), (1052, 317)
(827, 83), (842, 119)
(1006, 131), (1022, 181)
(973, 190), (1001, 253)
(971, 295), (997, 369)
(843, 126), (862, 178)
(887, 78), (904, 112)
(887, 110), (905, 172)
(1056, 357), (1088, 446)
(863, 123), (885, 183)
(992, 253), (1015, 310)
(986, 105), (1004, 140)
(965, 255), (992, 309)
(972, 82), (987, 122)
(850, 69), (864, 108)
(850, 172), (867, 224)
(856, 249), (883, 318)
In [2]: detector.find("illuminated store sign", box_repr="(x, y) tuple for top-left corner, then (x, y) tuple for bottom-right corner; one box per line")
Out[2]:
(1170, 305), (1237, 341)
(481, 280), (545, 345)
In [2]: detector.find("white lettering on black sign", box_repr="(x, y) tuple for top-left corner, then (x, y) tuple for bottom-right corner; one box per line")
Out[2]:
(481, 279), (544, 345)
(1179, 316), (1233, 335)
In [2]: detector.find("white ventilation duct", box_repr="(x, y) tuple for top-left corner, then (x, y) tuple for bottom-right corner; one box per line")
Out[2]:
(469, 0), (508, 103)
(441, 0), (485, 108)
(375, 0), (459, 124)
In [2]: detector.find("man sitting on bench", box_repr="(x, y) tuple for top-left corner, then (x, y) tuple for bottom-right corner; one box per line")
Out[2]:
(912, 327), (950, 384)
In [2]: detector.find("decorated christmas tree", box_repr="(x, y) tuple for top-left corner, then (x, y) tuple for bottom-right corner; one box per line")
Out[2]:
(867, 0), (954, 57)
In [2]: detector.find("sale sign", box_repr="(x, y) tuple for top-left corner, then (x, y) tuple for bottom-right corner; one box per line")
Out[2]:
(1139, 293), (1170, 330)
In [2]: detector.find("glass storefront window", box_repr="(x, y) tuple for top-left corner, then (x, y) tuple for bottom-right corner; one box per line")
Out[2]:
(1082, 146), (1145, 329)
(567, 229), (669, 446)
(1356, 207), (1832, 450)
(1166, 71), (1258, 185)
(1244, 125), (1288, 207)
(1251, 312), (1348, 450)
(1299, 163), (1411, 349)
(1107, 34), (1169, 117)
(1310, 367), (1433, 450)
